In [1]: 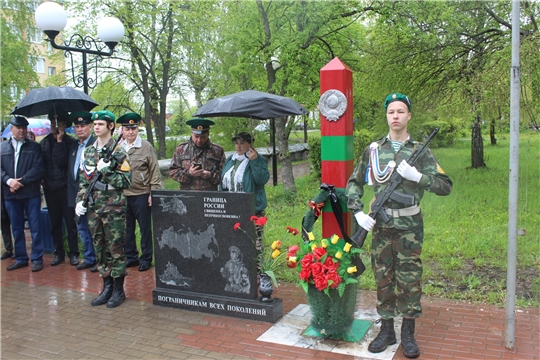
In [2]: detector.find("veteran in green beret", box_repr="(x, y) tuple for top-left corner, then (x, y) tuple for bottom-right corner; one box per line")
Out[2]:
(117, 113), (163, 271)
(169, 118), (225, 191)
(346, 93), (453, 358)
(75, 110), (132, 308)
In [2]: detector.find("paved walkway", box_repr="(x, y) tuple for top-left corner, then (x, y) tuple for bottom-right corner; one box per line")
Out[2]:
(1, 252), (538, 359)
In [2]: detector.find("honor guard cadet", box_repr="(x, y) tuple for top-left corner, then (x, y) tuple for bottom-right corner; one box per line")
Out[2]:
(346, 93), (452, 358)
(169, 118), (225, 191)
(117, 113), (163, 271)
(75, 110), (132, 308)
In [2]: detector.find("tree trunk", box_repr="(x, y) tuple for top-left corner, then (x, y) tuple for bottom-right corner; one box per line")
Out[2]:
(490, 119), (497, 145)
(275, 117), (296, 193)
(471, 116), (486, 168)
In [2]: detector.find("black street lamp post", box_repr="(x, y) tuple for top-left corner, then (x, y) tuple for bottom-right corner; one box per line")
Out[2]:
(35, 2), (124, 94)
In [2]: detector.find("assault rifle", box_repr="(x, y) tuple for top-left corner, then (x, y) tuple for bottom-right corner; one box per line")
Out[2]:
(75, 134), (123, 225)
(350, 127), (439, 247)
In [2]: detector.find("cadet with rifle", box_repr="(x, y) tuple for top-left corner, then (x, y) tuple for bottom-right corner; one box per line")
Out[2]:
(75, 111), (132, 309)
(346, 94), (452, 358)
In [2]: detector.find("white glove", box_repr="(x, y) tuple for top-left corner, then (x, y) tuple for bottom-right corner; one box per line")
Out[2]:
(97, 158), (110, 172)
(355, 212), (375, 232)
(75, 201), (87, 216)
(397, 160), (422, 183)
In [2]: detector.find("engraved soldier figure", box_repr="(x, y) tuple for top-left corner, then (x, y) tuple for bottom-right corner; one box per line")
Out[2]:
(169, 118), (225, 191)
(346, 93), (452, 358)
(75, 110), (132, 308)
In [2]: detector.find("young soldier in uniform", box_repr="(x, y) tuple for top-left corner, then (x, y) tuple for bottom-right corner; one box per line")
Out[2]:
(75, 111), (132, 308)
(117, 113), (163, 271)
(169, 118), (225, 191)
(346, 93), (452, 358)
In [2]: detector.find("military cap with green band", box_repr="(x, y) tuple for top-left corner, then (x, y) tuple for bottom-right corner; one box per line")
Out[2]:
(70, 111), (93, 125)
(93, 110), (116, 122)
(186, 118), (215, 135)
(116, 112), (142, 128)
(384, 93), (412, 111)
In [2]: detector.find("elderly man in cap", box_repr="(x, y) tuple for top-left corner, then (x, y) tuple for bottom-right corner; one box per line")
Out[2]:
(346, 93), (452, 358)
(117, 113), (163, 271)
(75, 110), (132, 308)
(169, 118), (225, 191)
(67, 111), (97, 271)
(41, 107), (79, 266)
(1, 116), (45, 272)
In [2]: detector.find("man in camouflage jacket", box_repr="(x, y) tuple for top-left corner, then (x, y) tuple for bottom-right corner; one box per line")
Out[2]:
(169, 118), (225, 191)
(75, 110), (131, 309)
(346, 93), (452, 359)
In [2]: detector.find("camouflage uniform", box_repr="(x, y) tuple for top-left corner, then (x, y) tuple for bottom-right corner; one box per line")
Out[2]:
(169, 138), (225, 191)
(346, 135), (452, 319)
(77, 138), (132, 278)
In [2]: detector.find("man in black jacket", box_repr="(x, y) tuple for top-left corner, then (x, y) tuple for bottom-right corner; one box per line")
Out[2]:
(41, 108), (78, 266)
(67, 111), (97, 271)
(1, 116), (45, 271)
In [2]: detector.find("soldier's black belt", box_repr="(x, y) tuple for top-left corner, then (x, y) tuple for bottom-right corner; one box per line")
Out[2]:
(94, 181), (116, 191)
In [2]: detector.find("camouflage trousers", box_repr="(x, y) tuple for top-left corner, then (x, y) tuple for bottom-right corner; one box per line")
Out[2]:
(371, 226), (424, 319)
(87, 210), (127, 278)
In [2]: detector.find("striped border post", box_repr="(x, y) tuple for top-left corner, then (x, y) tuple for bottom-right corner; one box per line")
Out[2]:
(320, 57), (354, 239)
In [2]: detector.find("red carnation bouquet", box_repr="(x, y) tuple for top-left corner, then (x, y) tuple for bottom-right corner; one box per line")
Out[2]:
(287, 233), (363, 296)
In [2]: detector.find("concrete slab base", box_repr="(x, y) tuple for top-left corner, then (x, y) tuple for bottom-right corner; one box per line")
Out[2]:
(257, 304), (400, 359)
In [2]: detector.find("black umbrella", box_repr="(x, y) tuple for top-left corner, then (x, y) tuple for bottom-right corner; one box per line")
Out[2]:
(11, 86), (99, 118)
(194, 90), (308, 186)
(194, 90), (307, 119)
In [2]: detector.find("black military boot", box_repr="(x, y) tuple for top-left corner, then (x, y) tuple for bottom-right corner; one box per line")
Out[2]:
(368, 318), (397, 353)
(106, 275), (126, 308)
(91, 276), (113, 306)
(401, 318), (420, 358)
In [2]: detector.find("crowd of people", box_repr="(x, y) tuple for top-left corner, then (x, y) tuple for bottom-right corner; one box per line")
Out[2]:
(0, 110), (270, 309)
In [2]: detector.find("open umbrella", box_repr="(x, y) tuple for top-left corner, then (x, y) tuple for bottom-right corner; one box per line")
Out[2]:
(194, 90), (308, 186)
(11, 86), (98, 118)
(194, 90), (307, 119)
(2, 118), (51, 138)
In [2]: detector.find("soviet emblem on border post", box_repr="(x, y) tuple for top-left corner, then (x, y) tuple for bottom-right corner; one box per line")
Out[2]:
(319, 89), (347, 121)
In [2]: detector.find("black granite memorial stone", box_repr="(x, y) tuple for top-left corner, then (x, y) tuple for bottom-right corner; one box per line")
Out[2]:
(151, 190), (283, 322)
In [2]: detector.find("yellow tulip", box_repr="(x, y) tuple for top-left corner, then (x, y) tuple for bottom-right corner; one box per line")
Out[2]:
(311, 244), (317, 251)
(335, 251), (342, 259)
(321, 239), (328, 248)
(347, 266), (357, 274)
(288, 256), (297, 263)
(308, 232), (315, 241)
(343, 243), (352, 252)
(271, 249), (280, 259)
(331, 235), (339, 244)
(271, 240), (282, 250)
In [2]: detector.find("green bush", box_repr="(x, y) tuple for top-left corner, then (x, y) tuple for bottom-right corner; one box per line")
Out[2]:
(412, 119), (461, 148)
(353, 128), (377, 161)
(307, 136), (321, 178)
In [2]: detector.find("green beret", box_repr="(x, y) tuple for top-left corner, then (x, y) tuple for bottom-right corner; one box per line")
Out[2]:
(117, 112), (142, 128)
(384, 93), (412, 111)
(10, 116), (29, 127)
(186, 118), (215, 134)
(92, 110), (116, 122)
(70, 111), (93, 125)
(48, 107), (72, 127)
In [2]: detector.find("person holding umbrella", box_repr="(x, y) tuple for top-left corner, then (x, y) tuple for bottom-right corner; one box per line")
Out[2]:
(41, 107), (79, 267)
(75, 110), (132, 308)
(1, 116), (45, 272)
(169, 118), (225, 191)
(219, 132), (269, 271)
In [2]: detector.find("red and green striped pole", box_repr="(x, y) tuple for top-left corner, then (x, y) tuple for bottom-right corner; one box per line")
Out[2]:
(319, 57), (354, 239)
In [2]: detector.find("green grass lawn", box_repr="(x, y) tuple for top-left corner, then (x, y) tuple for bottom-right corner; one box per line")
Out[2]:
(159, 132), (539, 307)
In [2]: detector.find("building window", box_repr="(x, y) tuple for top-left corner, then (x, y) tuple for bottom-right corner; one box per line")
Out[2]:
(48, 67), (56, 76)
(27, 26), (42, 43)
(29, 56), (45, 73)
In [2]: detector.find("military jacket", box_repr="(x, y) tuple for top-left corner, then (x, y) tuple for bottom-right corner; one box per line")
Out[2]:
(76, 137), (132, 214)
(346, 135), (452, 230)
(169, 138), (225, 191)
